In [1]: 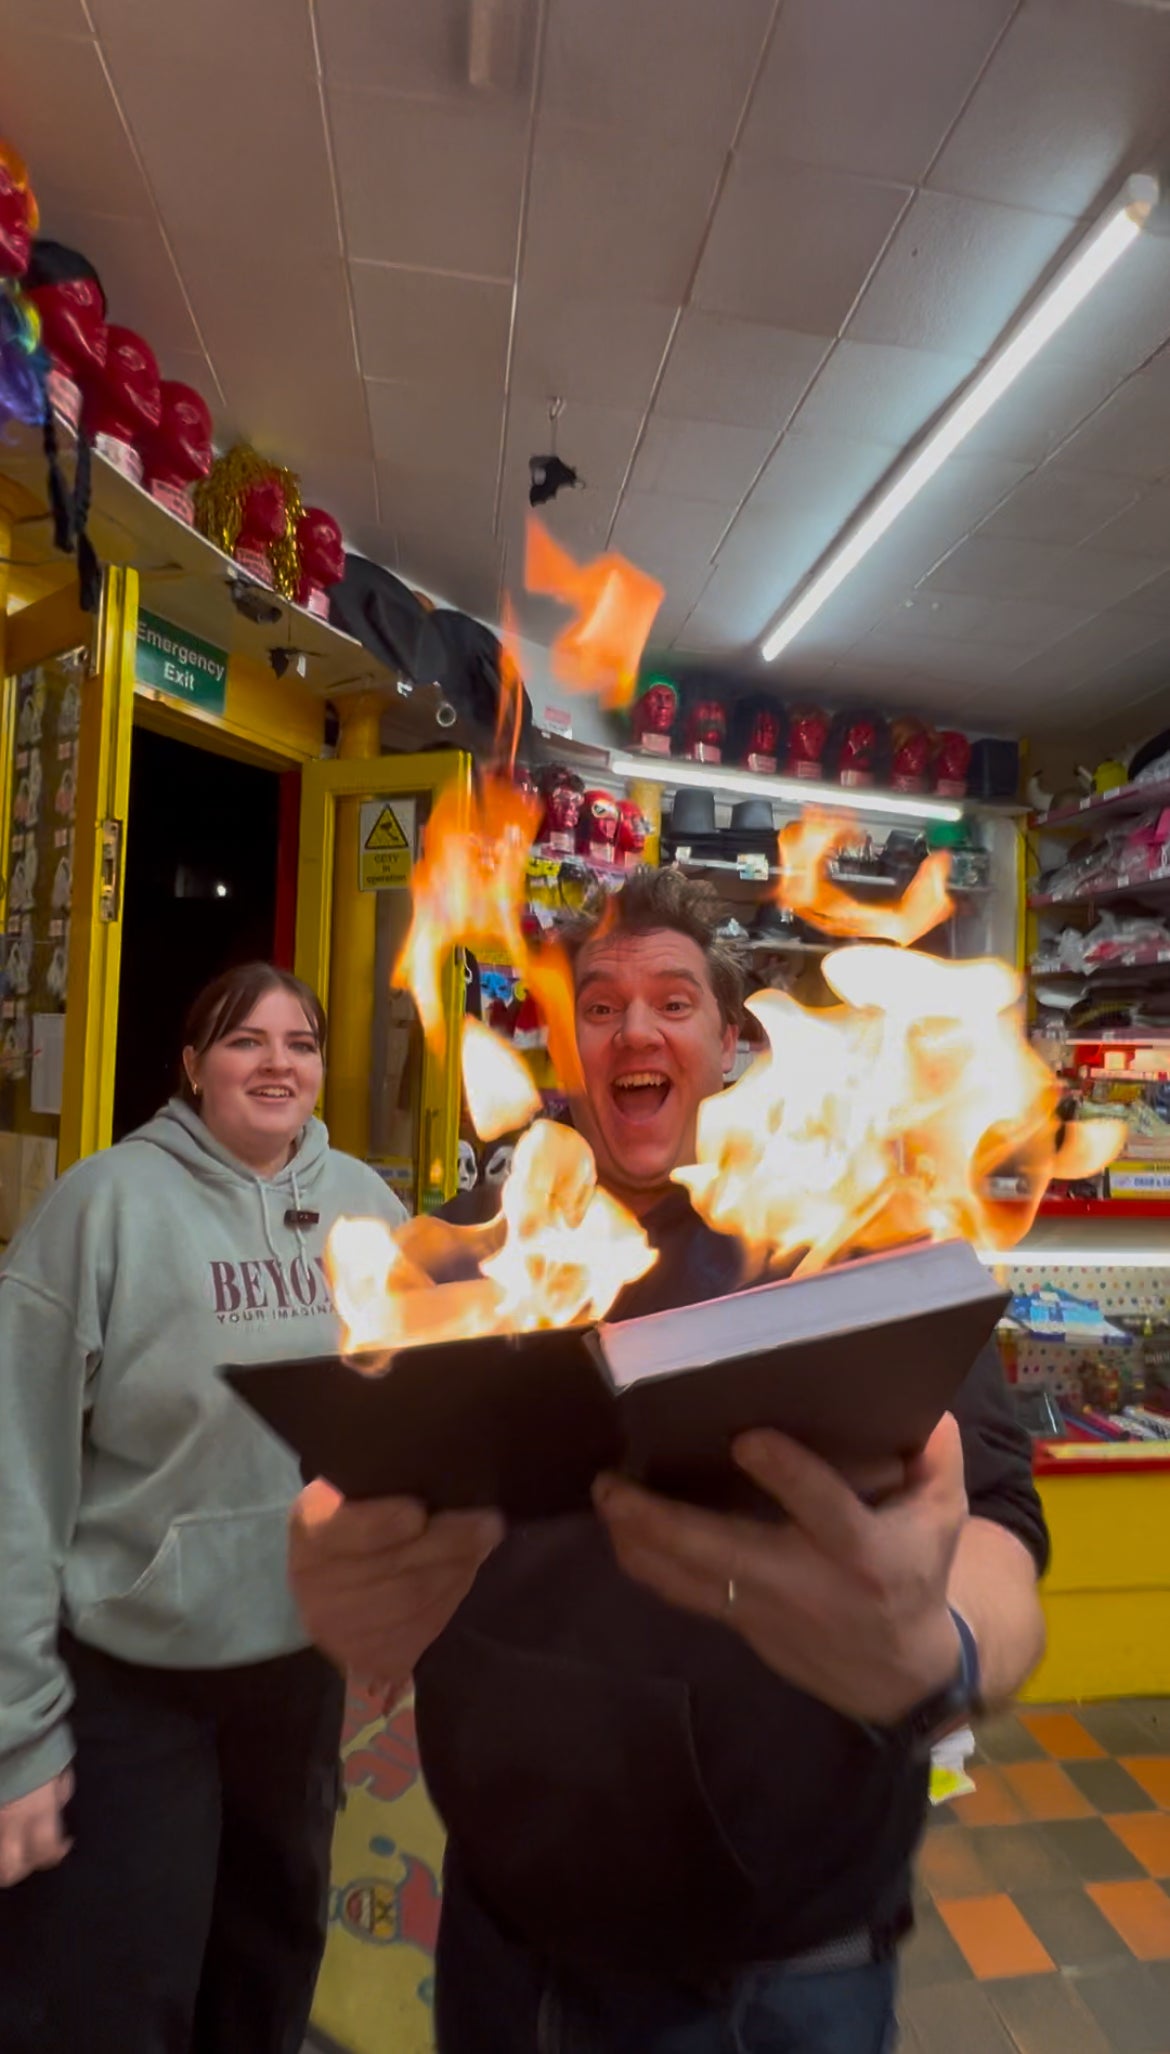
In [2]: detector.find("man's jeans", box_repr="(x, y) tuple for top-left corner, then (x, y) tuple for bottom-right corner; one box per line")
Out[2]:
(435, 1862), (899, 2054)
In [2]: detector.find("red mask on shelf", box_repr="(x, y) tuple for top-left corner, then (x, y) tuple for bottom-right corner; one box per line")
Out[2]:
(578, 789), (620, 856)
(539, 767), (584, 850)
(744, 704), (781, 773)
(786, 707), (830, 780)
(25, 247), (108, 432)
(685, 697), (726, 763)
(142, 381), (213, 522)
(838, 715), (880, 788)
(616, 799), (647, 859)
(87, 326), (162, 483)
(296, 506), (345, 615)
(891, 719), (932, 794)
(934, 729), (972, 798)
(631, 679), (679, 755)
(234, 475), (288, 587)
(0, 145), (36, 279)
(513, 763), (539, 804)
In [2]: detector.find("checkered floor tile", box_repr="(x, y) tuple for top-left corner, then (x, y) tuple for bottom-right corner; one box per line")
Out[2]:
(903, 1699), (1170, 2052)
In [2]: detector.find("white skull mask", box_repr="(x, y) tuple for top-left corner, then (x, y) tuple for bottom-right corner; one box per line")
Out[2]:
(457, 1139), (479, 1192)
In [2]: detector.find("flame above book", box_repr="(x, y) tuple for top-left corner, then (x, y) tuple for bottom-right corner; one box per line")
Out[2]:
(326, 565), (1126, 1362)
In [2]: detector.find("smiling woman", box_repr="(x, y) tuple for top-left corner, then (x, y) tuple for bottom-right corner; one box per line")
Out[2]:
(0, 960), (407, 2054)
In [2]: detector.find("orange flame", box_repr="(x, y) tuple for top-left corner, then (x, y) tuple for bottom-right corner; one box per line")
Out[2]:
(525, 516), (664, 710)
(775, 810), (953, 944)
(326, 1120), (654, 1359)
(392, 771), (581, 1088)
(677, 953), (1127, 1276)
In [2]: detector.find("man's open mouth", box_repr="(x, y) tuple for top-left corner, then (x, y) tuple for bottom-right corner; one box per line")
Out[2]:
(610, 1071), (672, 1123)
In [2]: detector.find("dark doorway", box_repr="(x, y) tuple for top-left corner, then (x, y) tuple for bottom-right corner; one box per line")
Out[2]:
(113, 726), (281, 1139)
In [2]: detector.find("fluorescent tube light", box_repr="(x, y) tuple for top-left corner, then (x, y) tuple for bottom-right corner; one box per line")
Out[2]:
(761, 175), (1158, 663)
(609, 751), (963, 824)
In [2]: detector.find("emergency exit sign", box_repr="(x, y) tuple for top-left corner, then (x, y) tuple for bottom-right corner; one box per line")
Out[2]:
(135, 609), (228, 718)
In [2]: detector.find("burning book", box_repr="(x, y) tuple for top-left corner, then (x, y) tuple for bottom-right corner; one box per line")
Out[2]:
(223, 1238), (1006, 1519)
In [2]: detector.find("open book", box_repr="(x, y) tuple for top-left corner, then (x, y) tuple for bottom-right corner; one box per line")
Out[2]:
(222, 1238), (1006, 1519)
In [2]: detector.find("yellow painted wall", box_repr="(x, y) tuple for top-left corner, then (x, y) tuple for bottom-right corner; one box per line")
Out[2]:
(1023, 1472), (1170, 1702)
(134, 645), (323, 767)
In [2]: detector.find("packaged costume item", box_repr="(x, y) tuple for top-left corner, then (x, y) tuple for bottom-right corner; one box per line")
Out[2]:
(88, 324), (161, 484)
(684, 693), (726, 765)
(731, 695), (783, 775)
(539, 766), (585, 853)
(934, 731), (972, 800)
(142, 381), (213, 525)
(891, 718), (933, 794)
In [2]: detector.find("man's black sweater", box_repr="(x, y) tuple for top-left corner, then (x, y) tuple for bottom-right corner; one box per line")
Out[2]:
(414, 1184), (1048, 1977)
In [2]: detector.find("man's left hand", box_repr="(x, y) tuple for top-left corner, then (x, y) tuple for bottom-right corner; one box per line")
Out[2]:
(594, 1416), (968, 1726)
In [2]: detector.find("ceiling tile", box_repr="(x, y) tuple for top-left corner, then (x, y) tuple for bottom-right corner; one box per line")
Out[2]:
(105, 51), (338, 259)
(848, 190), (1077, 356)
(351, 265), (511, 388)
(1115, 566), (1170, 623)
(928, 0), (1170, 219)
(368, 378), (504, 477)
(375, 460), (498, 544)
(1048, 359), (1170, 480)
(0, 24), (149, 217)
(331, 88), (526, 275)
(694, 159), (910, 331)
(0, 0), (89, 33)
(293, 456), (380, 537)
(1004, 608), (1170, 692)
(924, 534), (1169, 610)
(748, 427), (897, 516)
(29, 205), (202, 363)
(91, 0), (315, 77)
(317, 0), (535, 103)
(511, 292), (675, 410)
(846, 631), (1030, 684)
(869, 590), (1092, 649)
(630, 416), (774, 504)
(542, 0), (772, 145)
(1079, 482), (1170, 556)
(523, 118), (725, 299)
(654, 314), (830, 430)
(960, 352), (1123, 465)
(792, 339), (976, 447)
(744, 0), (1015, 183)
(854, 451), (1030, 561)
(975, 467), (1142, 547)
(609, 492), (735, 581)
(217, 348), (368, 470)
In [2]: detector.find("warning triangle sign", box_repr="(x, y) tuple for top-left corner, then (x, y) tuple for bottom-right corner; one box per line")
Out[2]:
(364, 804), (409, 853)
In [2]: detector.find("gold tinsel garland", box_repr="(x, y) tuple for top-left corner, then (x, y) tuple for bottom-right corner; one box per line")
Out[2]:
(193, 442), (304, 601)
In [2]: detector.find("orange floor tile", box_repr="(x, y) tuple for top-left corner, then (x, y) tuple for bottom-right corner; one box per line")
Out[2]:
(1105, 1809), (1170, 1877)
(936, 1892), (1056, 1981)
(1017, 1711), (1106, 1760)
(1000, 1760), (1096, 1821)
(1121, 1754), (1170, 1808)
(951, 1766), (1026, 1828)
(1086, 1877), (1170, 1960)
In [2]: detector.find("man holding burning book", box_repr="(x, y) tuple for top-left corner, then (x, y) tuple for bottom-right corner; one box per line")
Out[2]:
(289, 866), (1049, 2054)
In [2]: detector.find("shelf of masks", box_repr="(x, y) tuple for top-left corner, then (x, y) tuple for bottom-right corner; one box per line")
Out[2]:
(0, 423), (401, 704)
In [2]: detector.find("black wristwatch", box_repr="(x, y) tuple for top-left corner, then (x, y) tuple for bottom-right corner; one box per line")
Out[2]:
(870, 1608), (983, 1761)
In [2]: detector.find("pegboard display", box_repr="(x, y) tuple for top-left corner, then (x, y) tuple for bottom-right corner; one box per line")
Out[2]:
(997, 1260), (1170, 1402)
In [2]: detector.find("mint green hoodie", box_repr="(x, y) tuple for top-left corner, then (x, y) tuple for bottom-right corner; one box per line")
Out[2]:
(0, 1099), (407, 1805)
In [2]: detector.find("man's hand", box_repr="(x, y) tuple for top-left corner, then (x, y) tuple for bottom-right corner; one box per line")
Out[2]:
(594, 1416), (968, 1726)
(289, 1481), (504, 1682)
(0, 1770), (74, 1889)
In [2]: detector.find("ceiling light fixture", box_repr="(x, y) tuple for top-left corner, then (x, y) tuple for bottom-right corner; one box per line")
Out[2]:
(760, 174), (1159, 665)
(608, 751), (963, 824)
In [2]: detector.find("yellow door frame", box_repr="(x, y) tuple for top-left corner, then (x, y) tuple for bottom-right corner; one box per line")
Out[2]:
(296, 748), (472, 1209)
(58, 568), (138, 1170)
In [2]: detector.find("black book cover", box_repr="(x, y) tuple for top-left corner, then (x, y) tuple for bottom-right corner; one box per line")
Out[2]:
(222, 1239), (1006, 1519)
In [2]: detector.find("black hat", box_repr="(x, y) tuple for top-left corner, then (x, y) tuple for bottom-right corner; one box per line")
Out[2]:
(328, 555), (446, 682)
(668, 788), (717, 837)
(25, 239), (107, 310)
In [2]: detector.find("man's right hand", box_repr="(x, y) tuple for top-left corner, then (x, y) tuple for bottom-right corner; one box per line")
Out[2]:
(0, 1769), (74, 1888)
(289, 1481), (504, 1681)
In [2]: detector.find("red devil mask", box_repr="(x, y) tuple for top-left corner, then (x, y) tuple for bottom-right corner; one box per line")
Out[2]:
(88, 325), (162, 451)
(143, 381), (214, 494)
(296, 507), (346, 609)
(578, 789), (619, 853)
(631, 679), (679, 753)
(786, 707), (831, 779)
(616, 799), (647, 858)
(934, 730), (972, 797)
(0, 144), (36, 279)
(25, 243), (108, 411)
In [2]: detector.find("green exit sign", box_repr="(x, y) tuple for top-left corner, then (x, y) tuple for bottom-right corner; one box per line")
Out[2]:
(135, 609), (228, 717)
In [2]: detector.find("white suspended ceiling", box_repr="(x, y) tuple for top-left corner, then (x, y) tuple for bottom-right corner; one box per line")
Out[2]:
(5, 0), (1170, 739)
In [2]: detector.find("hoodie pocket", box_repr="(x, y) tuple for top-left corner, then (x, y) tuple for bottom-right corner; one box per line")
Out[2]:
(415, 1623), (757, 1975)
(70, 1502), (305, 1666)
